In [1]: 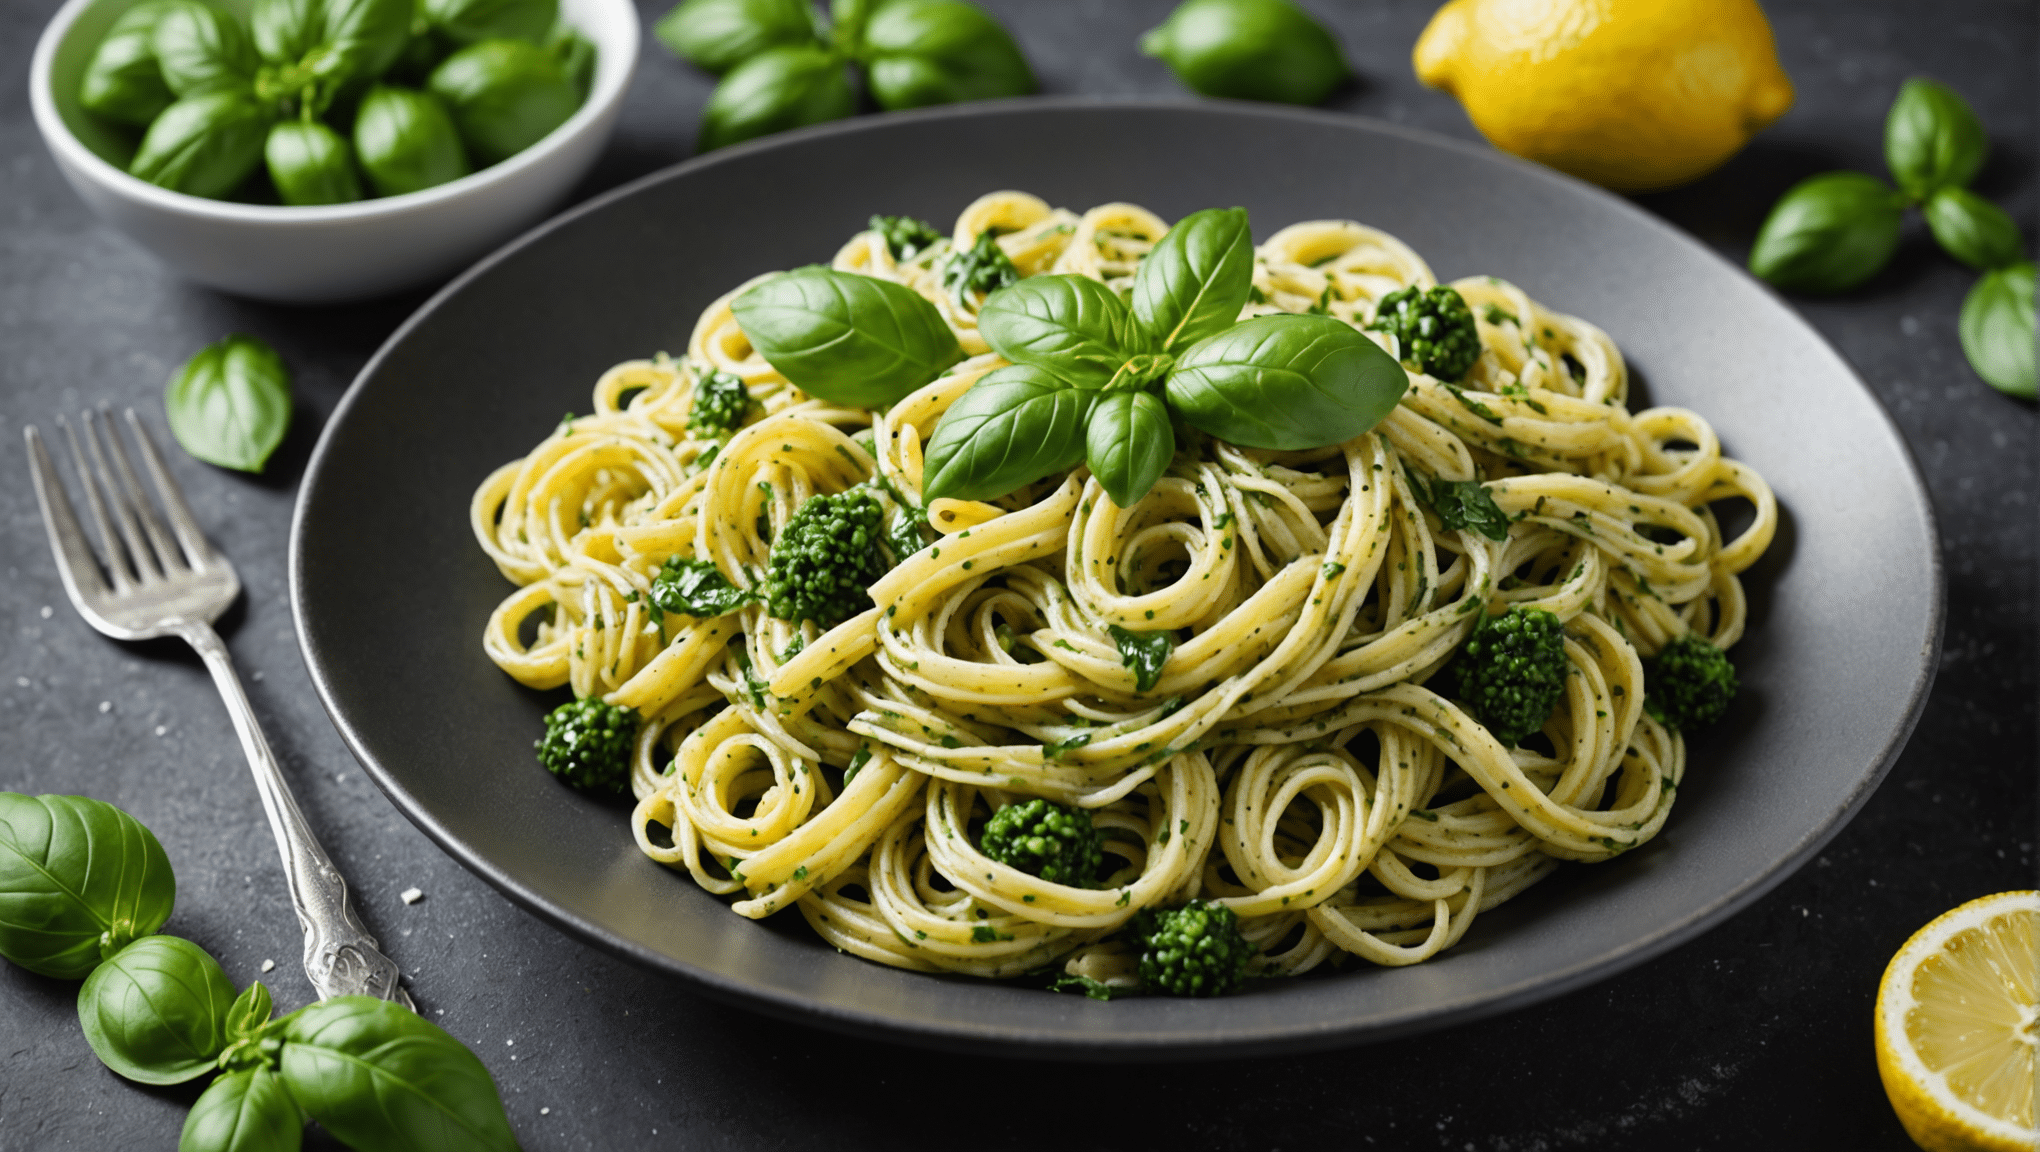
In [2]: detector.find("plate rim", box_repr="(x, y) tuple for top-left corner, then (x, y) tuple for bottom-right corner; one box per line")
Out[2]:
(288, 96), (1946, 1060)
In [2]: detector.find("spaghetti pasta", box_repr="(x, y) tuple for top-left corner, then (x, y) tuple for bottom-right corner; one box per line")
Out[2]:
(472, 191), (1777, 989)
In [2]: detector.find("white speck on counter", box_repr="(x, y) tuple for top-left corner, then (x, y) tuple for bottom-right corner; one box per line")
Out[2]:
(154, 726), (166, 736)
(252, 670), (264, 681)
(15, 677), (27, 687)
(39, 606), (51, 619)
(261, 959), (275, 972)
(436, 1008), (445, 1015)
(505, 1038), (514, 1046)
(401, 887), (423, 904)
(540, 1108), (550, 1116)
(98, 701), (110, 712)
(1901, 315), (1920, 335)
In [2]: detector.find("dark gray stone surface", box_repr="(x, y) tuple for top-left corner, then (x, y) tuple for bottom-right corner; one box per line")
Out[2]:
(1, 1), (2033, 1148)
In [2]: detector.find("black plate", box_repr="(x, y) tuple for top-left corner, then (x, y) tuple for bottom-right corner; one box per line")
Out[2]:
(290, 99), (1942, 1060)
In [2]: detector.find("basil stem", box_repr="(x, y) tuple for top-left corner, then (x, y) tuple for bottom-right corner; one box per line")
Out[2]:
(731, 265), (962, 406)
(922, 364), (1092, 502)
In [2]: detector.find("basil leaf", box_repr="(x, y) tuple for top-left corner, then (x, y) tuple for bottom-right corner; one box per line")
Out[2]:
(857, 0), (1034, 110)
(179, 1066), (303, 1152)
(1924, 187), (2024, 271)
(314, 0), (416, 84)
(977, 274), (1134, 389)
(1140, 0), (1350, 106)
(428, 38), (578, 165)
(1131, 206), (1255, 352)
(1086, 390), (1174, 508)
(250, 0), (324, 65)
(1959, 262), (2036, 399)
(1107, 623), (1174, 693)
(265, 120), (364, 206)
(1885, 76), (1987, 200)
(130, 89), (274, 199)
(655, 0), (820, 74)
(546, 25), (596, 99)
(922, 364), (1091, 502)
(353, 85), (470, 196)
(0, 793), (176, 979)
(78, 934), (237, 1085)
(1165, 313), (1406, 450)
(651, 556), (757, 617)
(80, 0), (179, 126)
(280, 996), (516, 1152)
(730, 265), (963, 406)
(153, 1), (260, 97)
(1416, 476), (1509, 542)
(223, 980), (276, 1039)
(870, 213), (943, 261)
(164, 334), (294, 473)
(423, 0), (558, 47)
(697, 43), (856, 151)
(1747, 171), (1904, 293)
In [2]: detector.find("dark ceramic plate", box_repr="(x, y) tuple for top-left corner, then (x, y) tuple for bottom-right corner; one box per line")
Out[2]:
(291, 99), (1941, 1060)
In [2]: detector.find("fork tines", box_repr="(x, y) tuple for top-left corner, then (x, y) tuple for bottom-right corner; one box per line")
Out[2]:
(26, 408), (215, 597)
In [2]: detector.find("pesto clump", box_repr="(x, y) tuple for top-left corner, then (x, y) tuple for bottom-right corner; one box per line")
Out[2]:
(1457, 606), (1569, 748)
(1369, 284), (1482, 382)
(687, 370), (754, 438)
(978, 798), (1102, 886)
(536, 697), (639, 794)
(1134, 899), (1255, 997)
(764, 489), (889, 627)
(1644, 633), (1738, 730)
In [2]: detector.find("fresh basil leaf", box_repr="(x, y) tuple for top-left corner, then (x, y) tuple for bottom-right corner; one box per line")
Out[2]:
(940, 229), (1020, 305)
(546, 24), (596, 99)
(977, 274), (1134, 389)
(857, 0), (1034, 110)
(314, 0), (416, 84)
(655, 0), (820, 74)
(1086, 390), (1174, 508)
(1885, 76), (1987, 200)
(0, 793), (176, 979)
(279, 996), (516, 1152)
(77, 934), (237, 1085)
(886, 507), (928, 563)
(180, 1066), (303, 1152)
(1107, 622), (1174, 693)
(922, 364), (1091, 502)
(265, 120), (364, 205)
(423, 0), (558, 47)
(249, 0), (323, 65)
(1924, 186), (2024, 271)
(1140, 0), (1349, 106)
(1131, 206), (1254, 352)
(1165, 313), (1406, 450)
(1417, 475), (1509, 542)
(870, 213), (943, 261)
(81, 0), (179, 126)
(164, 334), (294, 473)
(428, 38), (578, 165)
(223, 980), (275, 1040)
(697, 43), (855, 150)
(353, 84), (470, 195)
(1746, 171), (1905, 294)
(152, 1), (260, 97)
(130, 89), (274, 198)
(650, 556), (757, 617)
(730, 265), (962, 406)
(1960, 262), (2036, 399)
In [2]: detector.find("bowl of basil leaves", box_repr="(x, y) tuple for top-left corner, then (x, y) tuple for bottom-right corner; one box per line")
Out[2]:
(28, 0), (638, 302)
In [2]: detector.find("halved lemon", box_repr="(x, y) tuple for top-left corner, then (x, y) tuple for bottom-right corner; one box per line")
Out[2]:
(1875, 891), (2039, 1151)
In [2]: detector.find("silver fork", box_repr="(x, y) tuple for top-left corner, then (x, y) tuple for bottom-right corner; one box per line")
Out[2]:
(25, 408), (412, 1010)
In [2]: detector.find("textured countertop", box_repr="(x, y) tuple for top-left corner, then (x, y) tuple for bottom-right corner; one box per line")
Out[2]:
(2, 2), (2034, 1148)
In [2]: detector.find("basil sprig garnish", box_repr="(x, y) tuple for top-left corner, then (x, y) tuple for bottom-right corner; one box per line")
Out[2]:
(732, 265), (964, 407)
(925, 206), (1407, 508)
(0, 791), (522, 1151)
(1749, 77), (2032, 397)
(657, 0), (1033, 151)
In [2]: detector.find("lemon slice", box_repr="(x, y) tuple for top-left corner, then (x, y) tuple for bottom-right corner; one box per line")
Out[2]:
(1875, 891), (2039, 1152)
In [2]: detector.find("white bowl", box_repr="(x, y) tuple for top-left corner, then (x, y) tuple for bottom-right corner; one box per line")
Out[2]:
(30, 0), (639, 303)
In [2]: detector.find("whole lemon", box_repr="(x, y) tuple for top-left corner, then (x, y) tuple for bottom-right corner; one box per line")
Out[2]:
(1414, 0), (1796, 192)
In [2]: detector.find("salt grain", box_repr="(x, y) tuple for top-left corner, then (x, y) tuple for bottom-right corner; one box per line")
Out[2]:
(400, 887), (424, 904)
(260, 959), (275, 972)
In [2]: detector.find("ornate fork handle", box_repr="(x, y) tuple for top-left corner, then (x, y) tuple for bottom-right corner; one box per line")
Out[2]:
(179, 620), (413, 1009)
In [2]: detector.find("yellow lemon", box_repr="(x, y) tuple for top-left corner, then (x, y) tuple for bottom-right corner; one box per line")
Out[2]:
(1874, 891), (2039, 1152)
(1413, 0), (1796, 191)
